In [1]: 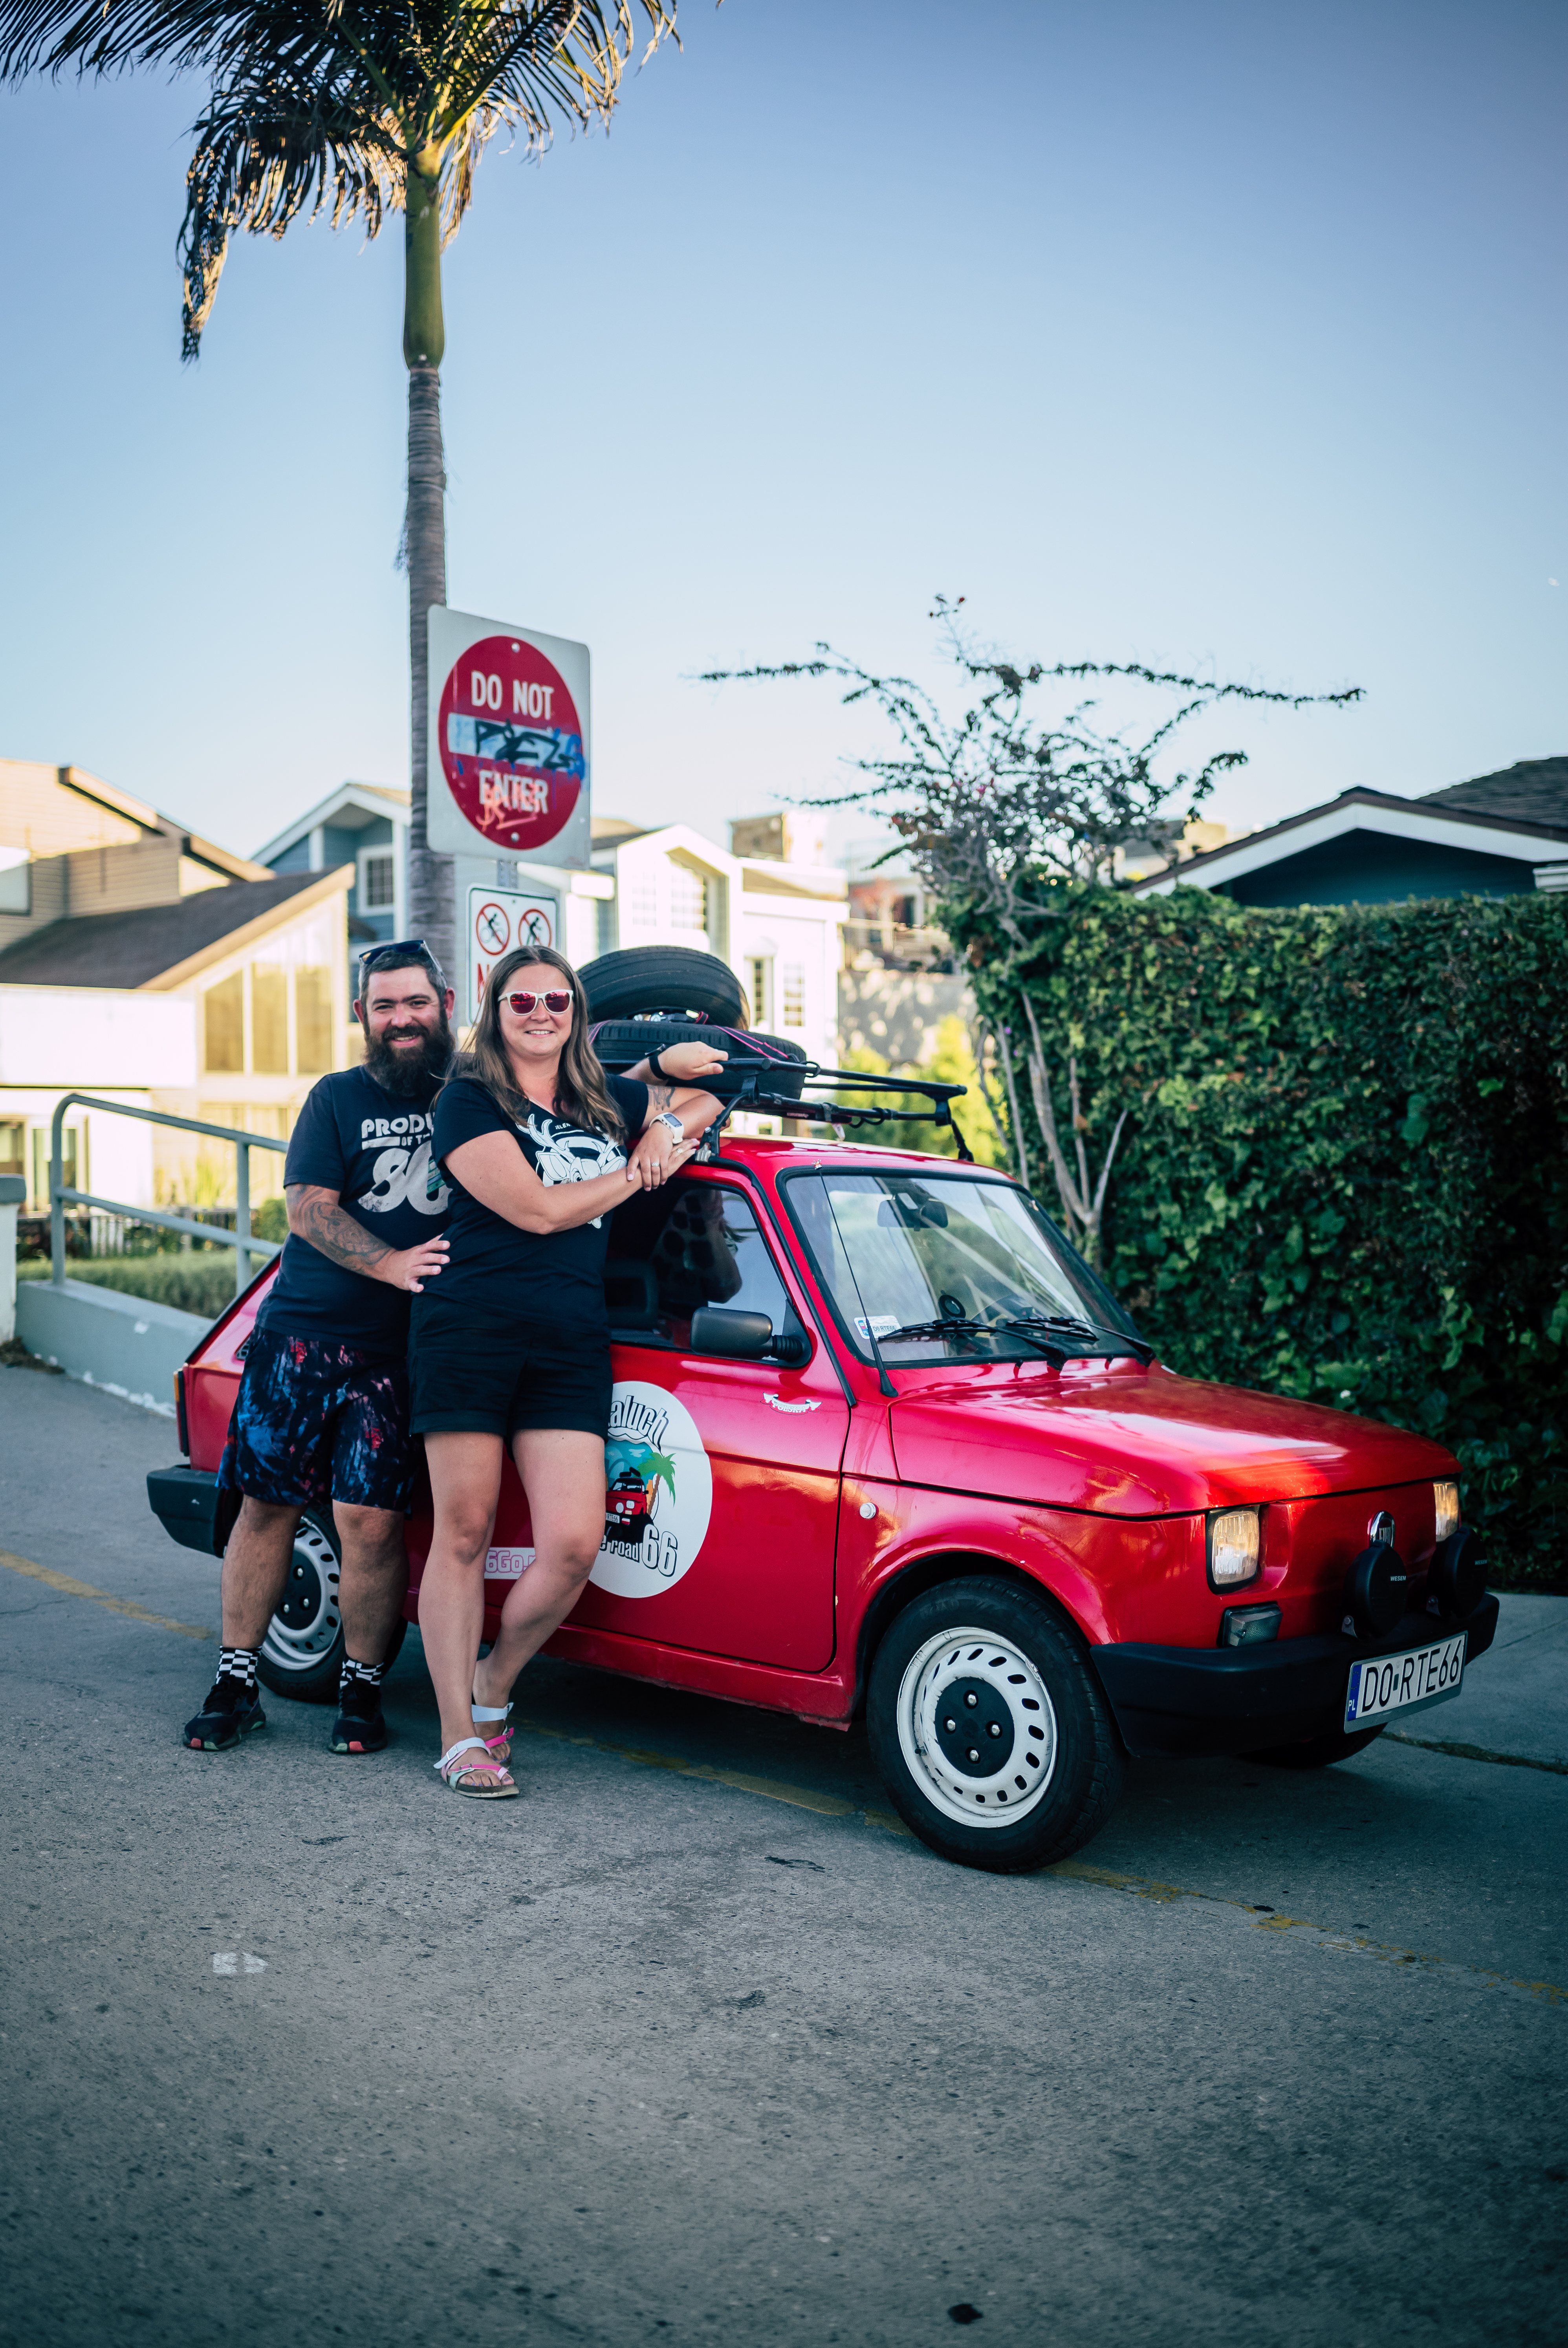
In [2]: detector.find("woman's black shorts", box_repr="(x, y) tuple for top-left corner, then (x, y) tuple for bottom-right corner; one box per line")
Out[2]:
(408, 1300), (612, 1441)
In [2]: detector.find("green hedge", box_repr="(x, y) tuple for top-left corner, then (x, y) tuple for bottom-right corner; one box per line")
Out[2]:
(957, 888), (1568, 1592)
(19, 1254), (242, 1319)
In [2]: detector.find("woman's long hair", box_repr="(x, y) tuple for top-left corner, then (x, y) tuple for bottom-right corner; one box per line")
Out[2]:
(453, 943), (625, 1139)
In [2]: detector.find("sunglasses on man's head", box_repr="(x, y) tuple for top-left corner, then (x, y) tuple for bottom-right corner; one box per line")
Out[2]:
(502, 988), (573, 1016)
(358, 938), (446, 987)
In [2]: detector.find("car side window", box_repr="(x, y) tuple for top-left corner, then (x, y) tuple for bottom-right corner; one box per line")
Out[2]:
(606, 1179), (795, 1352)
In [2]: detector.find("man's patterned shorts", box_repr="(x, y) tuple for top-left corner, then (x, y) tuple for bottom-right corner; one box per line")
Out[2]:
(218, 1330), (414, 1513)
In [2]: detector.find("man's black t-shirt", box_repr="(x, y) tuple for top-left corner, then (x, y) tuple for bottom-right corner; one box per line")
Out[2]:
(429, 1073), (649, 1326)
(256, 1066), (452, 1357)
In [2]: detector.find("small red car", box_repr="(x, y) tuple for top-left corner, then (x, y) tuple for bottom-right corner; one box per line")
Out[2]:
(149, 1119), (1495, 1873)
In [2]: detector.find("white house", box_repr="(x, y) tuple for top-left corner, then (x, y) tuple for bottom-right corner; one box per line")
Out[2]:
(590, 816), (847, 1071)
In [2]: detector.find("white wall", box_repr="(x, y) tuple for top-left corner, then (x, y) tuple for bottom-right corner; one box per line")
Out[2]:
(0, 987), (196, 1087)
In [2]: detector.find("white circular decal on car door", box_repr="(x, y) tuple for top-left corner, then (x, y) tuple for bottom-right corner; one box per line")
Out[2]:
(591, 1381), (714, 1599)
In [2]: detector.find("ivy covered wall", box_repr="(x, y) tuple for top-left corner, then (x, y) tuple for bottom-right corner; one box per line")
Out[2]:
(956, 888), (1568, 1590)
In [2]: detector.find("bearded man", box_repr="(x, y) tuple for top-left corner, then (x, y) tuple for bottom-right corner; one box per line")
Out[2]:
(183, 942), (455, 1760)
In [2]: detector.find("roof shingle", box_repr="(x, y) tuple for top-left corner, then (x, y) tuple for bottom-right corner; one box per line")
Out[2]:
(0, 872), (330, 989)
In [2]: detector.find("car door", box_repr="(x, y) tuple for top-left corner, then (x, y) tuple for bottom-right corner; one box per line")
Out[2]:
(568, 1172), (848, 1671)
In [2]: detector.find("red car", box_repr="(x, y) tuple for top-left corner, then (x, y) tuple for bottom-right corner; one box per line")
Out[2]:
(148, 1098), (1494, 1874)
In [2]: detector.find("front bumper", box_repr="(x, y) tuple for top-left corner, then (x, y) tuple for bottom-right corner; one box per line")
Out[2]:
(1090, 1595), (1499, 1759)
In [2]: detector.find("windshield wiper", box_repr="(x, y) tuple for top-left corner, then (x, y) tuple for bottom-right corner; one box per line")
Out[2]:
(883, 1315), (1073, 1364)
(1007, 1312), (1156, 1366)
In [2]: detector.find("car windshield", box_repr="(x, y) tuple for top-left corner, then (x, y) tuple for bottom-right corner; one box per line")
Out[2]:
(781, 1170), (1139, 1367)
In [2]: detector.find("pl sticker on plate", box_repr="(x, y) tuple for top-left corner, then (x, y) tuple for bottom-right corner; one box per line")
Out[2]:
(591, 1381), (714, 1600)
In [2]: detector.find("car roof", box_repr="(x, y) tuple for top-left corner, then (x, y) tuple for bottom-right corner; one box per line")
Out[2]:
(712, 1134), (1016, 1178)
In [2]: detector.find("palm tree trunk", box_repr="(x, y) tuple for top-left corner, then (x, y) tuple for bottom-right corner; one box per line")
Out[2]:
(403, 156), (452, 974)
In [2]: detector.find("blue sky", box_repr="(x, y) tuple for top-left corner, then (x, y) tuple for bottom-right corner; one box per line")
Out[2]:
(0, 0), (1562, 863)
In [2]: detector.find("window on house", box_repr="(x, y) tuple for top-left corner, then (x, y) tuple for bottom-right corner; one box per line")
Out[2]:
(362, 852), (396, 911)
(252, 965), (289, 1073)
(31, 1124), (83, 1210)
(669, 866), (707, 932)
(782, 963), (805, 1029)
(748, 958), (770, 1028)
(295, 967), (334, 1075)
(203, 971), (245, 1073)
(628, 878), (658, 928)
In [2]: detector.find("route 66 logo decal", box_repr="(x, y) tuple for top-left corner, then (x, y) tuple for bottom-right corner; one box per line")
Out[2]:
(590, 1382), (713, 1600)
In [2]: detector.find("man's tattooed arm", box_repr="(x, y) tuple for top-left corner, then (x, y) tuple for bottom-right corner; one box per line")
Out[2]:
(286, 1185), (392, 1278)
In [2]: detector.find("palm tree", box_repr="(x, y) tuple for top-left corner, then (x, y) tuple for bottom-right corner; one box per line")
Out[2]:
(0, 0), (676, 965)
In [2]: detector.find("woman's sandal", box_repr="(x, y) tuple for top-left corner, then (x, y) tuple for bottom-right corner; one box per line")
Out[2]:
(435, 1737), (518, 1799)
(471, 1689), (513, 1763)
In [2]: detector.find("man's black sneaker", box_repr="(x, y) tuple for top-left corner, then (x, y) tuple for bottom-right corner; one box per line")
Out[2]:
(184, 1677), (266, 1751)
(331, 1679), (389, 1756)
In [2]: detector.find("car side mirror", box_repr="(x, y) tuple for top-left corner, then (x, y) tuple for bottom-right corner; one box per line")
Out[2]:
(689, 1306), (773, 1360)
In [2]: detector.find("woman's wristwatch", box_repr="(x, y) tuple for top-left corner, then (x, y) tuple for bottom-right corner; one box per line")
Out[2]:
(653, 1110), (685, 1140)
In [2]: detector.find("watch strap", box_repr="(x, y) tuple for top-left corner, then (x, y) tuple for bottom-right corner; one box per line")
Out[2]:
(646, 1047), (667, 1080)
(654, 1110), (684, 1138)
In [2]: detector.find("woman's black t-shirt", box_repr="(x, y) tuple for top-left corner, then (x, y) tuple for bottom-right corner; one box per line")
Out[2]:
(429, 1072), (649, 1326)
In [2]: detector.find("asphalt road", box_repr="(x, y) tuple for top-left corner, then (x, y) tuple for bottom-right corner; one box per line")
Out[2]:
(2, 1363), (1564, 2348)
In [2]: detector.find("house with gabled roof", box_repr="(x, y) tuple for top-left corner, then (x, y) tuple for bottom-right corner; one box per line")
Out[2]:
(1134, 756), (1568, 906)
(0, 759), (353, 1216)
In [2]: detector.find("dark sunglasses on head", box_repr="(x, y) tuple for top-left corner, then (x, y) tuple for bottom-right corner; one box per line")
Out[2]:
(503, 988), (573, 1016)
(357, 938), (447, 990)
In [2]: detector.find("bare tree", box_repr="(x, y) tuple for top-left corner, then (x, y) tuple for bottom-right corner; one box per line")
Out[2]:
(709, 604), (1359, 1257)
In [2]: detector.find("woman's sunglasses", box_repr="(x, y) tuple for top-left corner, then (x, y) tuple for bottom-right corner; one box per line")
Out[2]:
(502, 988), (573, 1016)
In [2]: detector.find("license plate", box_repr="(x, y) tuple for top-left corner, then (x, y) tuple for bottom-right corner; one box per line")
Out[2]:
(1345, 1632), (1466, 1730)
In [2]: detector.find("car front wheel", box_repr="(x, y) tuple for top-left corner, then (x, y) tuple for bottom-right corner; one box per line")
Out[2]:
(867, 1577), (1127, 1873)
(255, 1511), (407, 1703)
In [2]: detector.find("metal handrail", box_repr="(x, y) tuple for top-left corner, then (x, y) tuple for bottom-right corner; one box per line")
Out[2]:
(49, 1092), (287, 1299)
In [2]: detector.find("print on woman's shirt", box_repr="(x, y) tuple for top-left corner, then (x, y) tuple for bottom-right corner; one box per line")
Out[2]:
(518, 1108), (627, 1226)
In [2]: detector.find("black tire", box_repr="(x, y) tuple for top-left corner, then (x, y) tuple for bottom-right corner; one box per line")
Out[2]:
(1246, 1725), (1385, 1770)
(255, 1510), (408, 1703)
(581, 945), (748, 1027)
(590, 1016), (810, 1102)
(867, 1576), (1128, 1873)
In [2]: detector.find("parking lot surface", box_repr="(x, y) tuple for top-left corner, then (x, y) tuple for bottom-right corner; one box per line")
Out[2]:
(2, 1364), (1564, 2348)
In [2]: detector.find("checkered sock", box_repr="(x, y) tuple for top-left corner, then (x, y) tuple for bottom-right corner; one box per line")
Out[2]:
(339, 1656), (385, 1698)
(217, 1646), (258, 1689)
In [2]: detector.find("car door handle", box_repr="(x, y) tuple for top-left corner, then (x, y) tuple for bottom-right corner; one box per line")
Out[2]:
(764, 1394), (821, 1413)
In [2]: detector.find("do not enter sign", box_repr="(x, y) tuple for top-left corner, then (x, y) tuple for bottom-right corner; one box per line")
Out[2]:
(427, 607), (592, 868)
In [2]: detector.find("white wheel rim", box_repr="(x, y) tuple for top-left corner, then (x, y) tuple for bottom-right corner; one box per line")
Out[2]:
(896, 1624), (1058, 1828)
(260, 1521), (342, 1675)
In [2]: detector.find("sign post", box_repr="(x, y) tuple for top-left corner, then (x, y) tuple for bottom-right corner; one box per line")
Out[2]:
(465, 884), (558, 1028)
(427, 607), (591, 869)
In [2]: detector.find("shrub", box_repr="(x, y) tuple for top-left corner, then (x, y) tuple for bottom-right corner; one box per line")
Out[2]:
(20, 1253), (242, 1320)
(956, 887), (1568, 1591)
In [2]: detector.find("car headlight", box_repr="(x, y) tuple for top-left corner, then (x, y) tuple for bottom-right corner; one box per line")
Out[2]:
(1207, 1506), (1262, 1590)
(1433, 1480), (1460, 1542)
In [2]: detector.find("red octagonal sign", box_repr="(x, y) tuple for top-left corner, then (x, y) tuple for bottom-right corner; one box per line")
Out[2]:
(436, 633), (585, 854)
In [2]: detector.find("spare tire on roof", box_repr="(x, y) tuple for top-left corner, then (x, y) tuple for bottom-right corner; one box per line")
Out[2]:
(580, 946), (748, 1028)
(590, 1017), (810, 1103)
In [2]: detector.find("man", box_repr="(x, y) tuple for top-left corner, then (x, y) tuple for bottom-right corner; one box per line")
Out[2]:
(183, 941), (455, 1759)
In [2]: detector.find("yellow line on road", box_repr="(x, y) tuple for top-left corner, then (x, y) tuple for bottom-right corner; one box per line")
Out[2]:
(516, 1717), (1564, 2008)
(517, 1714), (863, 1820)
(0, 1548), (212, 1642)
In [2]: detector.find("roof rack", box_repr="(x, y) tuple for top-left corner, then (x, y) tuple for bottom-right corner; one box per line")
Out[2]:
(673, 1055), (976, 1164)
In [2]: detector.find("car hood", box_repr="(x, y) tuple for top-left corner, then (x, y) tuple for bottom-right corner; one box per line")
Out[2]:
(888, 1365), (1455, 1517)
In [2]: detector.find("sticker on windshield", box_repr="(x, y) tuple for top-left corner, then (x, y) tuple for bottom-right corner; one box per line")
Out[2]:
(854, 1315), (902, 1339)
(591, 1381), (714, 1600)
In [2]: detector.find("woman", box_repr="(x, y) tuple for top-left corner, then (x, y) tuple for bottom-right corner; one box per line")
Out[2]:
(411, 943), (725, 1796)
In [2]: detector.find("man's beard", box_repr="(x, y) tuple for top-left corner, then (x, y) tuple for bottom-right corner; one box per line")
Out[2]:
(363, 1016), (453, 1098)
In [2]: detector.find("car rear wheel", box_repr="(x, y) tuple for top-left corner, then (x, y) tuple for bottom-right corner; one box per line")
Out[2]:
(255, 1511), (407, 1704)
(1246, 1725), (1385, 1770)
(867, 1577), (1127, 1873)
